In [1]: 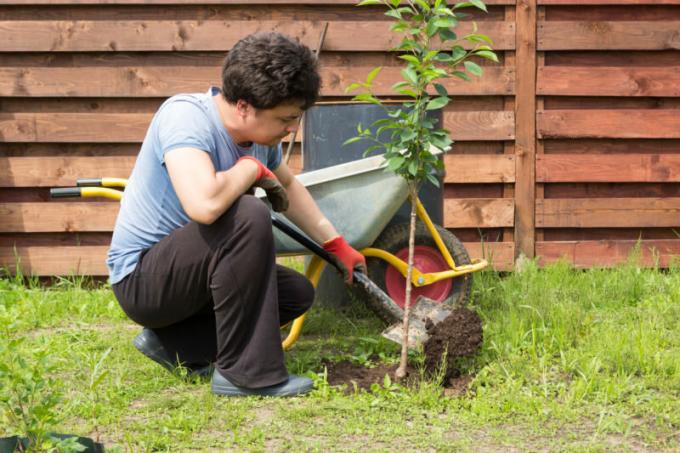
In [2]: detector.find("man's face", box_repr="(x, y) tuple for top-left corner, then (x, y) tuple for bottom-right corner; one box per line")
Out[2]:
(242, 101), (304, 147)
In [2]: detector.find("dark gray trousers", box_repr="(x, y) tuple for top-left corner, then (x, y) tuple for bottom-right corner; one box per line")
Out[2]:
(112, 195), (314, 388)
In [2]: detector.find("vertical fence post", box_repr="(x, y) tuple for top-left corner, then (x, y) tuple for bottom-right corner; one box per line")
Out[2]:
(514, 0), (537, 260)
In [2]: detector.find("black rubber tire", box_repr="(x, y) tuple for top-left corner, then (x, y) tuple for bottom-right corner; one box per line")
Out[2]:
(362, 221), (473, 324)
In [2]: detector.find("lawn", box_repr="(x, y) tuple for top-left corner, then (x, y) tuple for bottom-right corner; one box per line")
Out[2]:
(1, 257), (680, 452)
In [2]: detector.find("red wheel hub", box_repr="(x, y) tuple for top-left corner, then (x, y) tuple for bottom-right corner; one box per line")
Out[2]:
(384, 245), (452, 308)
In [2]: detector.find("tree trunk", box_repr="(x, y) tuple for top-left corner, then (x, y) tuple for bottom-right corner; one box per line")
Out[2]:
(395, 181), (419, 381)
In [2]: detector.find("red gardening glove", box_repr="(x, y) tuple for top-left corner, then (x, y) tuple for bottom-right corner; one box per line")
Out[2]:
(238, 156), (289, 212)
(322, 236), (367, 284)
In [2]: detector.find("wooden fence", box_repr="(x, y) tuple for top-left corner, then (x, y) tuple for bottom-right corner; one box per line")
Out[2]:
(1, 0), (679, 276)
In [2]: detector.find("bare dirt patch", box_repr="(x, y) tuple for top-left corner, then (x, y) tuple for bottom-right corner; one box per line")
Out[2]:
(325, 306), (483, 391)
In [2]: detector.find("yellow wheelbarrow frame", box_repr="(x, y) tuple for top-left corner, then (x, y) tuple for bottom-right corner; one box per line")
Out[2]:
(53, 177), (487, 350)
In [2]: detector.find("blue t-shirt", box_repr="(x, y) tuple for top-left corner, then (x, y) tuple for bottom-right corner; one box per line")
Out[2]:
(107, 87), (282, 284)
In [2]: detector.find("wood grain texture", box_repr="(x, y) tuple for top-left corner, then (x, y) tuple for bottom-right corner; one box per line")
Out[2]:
(538, 66), (680, 97)
(540, 0), (680, 4)
(538, 21), (680, 50)
(537, 154), (680, 182)
(444, 154), (516, 183)
(0, 20), (515, 52)
(464, 241), (515, 271)
(0, 242), (513, 276)
(536, 198), (680, 228)
(0, 111), (513, 142)
(537, 239), (680, 268)
(3, 153), (508, 187)
(1, 198), (515, 233)
(0, 202), (119, 233)
(538, 110), (680, 139)
(444, 198), (515, 228)
(513, 0), (537, 259)
(0, 66), (515, 97)
(0, 0), (514, 4)
(0, 156), (136, 187)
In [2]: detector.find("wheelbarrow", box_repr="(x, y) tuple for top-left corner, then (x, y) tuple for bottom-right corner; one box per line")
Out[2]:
(51, 153), (488, 349)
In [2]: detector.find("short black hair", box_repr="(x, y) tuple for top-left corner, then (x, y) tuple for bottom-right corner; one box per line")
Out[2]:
(221, 32), (321, 110)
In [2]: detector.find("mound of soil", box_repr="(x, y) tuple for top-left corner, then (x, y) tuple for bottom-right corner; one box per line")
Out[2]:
(423, 307), (483, 381)
(323, 307), (483, 392)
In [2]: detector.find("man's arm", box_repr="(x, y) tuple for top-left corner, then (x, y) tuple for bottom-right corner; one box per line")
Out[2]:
(165, 147), (259, 224)
(273, 159), (338, 244)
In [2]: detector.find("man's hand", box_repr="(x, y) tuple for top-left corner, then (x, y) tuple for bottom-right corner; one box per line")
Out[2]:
(238, 156), (289, 212)
(322, 236), (367, 283)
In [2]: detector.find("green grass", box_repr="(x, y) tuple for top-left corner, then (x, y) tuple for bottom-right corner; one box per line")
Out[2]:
(1, 258), (680, 452)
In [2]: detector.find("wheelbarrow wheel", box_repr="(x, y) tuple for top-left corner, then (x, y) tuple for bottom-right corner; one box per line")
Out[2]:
(363, 221), (473, 323)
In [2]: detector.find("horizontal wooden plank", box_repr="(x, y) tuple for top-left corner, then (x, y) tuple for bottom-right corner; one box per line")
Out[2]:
(538, 110), (680, 139)
(537, 239), (680, 268)
(463, 241), (514, 271)
(0, 113), (152, 143)
(0, 202), (119, 233)
(0, 0), (514, 4)
(3, 197), (515, 232)
(536, 198), (680, 228)
(0, 20), (514, 52)
(0, 245), (110, 276)
(0, 111), (512, 142)
(538, 66), (680, 97)
(3, 153), (505, 187)
(1, 154), (305, 187)
(540, 0), (680, 4)
(0, 156), (136, 187)
(0, 66), (515, 97)
(538, 21), (680, 50)
(444, 198), (514, 228)
(0, 242), (514, 276)
(444, 111), (515, 141)
(444, 154), (515, 183)
(537, 154), (680, 183)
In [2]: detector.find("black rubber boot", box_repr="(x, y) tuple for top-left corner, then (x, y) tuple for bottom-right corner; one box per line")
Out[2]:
(133, 328), (213, 378)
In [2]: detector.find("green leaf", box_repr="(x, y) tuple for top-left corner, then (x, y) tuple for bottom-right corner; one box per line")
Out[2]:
(433, 53), (453, 62)
(391, 21), (409, 32)
(451, 46), (467, 60)
(465, 33), (494, 45)
(345, 82), (363, 93)
(408, 160), (418, 176)
(470, 0), (488, 12)
(401, 66), (418, 85)
(387, 155), (406, 171)
(397, 89), (419, 98)
(452, 70), (471, 81)
(434, 16), (458, 28)
(426, 96), (449, 110)
(357, 0), (382, 5)
(385, 8), (403, 19)
(399, 54), (421, 65)
(367, 66), (382, 84)
(425, 19), (439, 38)
(464, 60), (483, 76)
(414, 0), (431, 11)
(390, 0), (400, 6)
(438, 28), (457, 42)
(426, 172), (441, 187)
(434, 83), (448, 97)
(342, 136), (364, 146)
(453, 1), (473, 9)
(475, 50), (498, 62)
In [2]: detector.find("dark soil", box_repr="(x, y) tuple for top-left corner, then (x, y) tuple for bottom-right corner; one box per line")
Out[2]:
(423, 307), (483, 381)
(324, 307), (483, 391)
(323, 360), (473, 394)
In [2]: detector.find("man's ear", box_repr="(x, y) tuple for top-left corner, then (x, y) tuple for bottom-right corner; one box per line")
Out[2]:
(235, 100), (252, 119)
